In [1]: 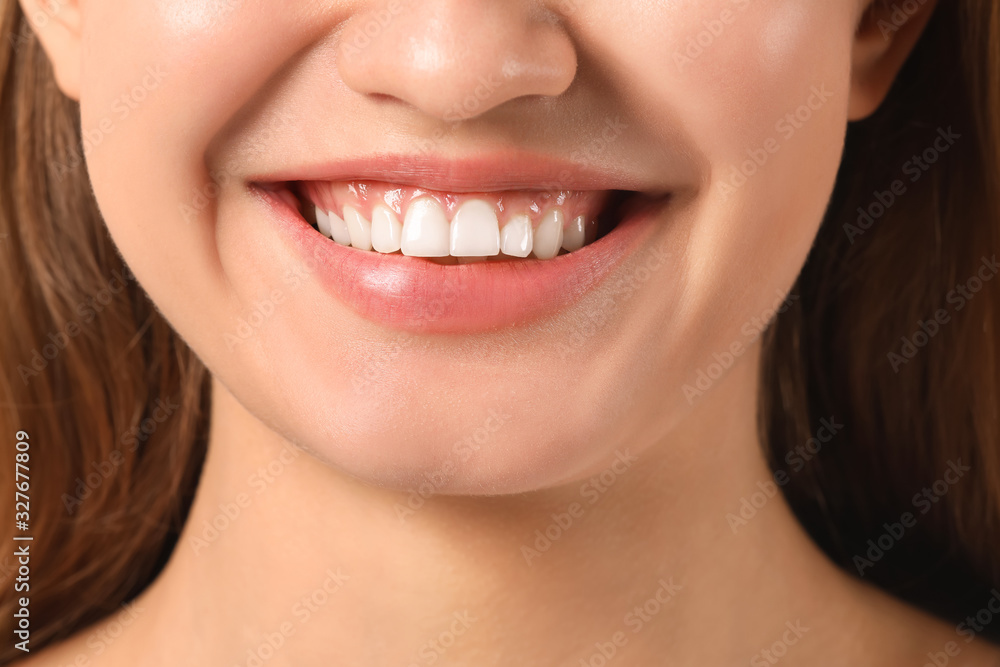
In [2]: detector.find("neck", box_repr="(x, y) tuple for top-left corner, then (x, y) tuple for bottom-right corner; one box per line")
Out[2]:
(119, 345), (891, 666)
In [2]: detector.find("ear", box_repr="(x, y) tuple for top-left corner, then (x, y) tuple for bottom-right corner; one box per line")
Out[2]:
(17, 0), (84, 100)
(849, 0), (938, 120)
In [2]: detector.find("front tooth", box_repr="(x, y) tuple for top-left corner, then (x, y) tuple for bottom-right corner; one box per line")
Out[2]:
(315, 206), (333, 238)
(533, 209), (564, 259)
(562, 215), (586, 252)
(500, 214), (533, 258)
(329, 210), (352, 246)
(450, 199), (500, 256)
(371, 204), (402, 253)
(343, 205), (373, 251)
(401, 198), (450, 257)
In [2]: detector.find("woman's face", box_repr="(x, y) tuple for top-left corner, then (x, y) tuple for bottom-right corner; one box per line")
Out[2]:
(67, 0), (859, 492)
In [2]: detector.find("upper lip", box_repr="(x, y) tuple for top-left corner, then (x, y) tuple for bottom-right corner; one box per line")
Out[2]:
(249, 151), (663, 194)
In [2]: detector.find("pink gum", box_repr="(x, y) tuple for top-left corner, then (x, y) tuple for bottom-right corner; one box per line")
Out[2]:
(301, 180), (608, 229)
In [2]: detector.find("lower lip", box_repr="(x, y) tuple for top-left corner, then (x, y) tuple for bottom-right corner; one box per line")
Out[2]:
(257, 188), (660, 333)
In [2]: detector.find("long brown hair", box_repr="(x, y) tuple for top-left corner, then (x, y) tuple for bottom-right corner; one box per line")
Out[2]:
(0, 0), (998, 661)
(762, 0), (1000, 631)
(0, 1), (210, 660)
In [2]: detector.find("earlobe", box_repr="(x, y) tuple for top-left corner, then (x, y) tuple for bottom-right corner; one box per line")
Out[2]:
(848, 0), (938, 121)
(17, 0), (84, 100)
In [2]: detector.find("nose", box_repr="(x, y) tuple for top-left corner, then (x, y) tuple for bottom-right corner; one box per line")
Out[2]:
(336, 1), (577, 121)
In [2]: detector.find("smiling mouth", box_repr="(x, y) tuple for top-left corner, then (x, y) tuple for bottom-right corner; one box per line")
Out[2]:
(251, 158), (670, 332)
(276, 179), (654, 265)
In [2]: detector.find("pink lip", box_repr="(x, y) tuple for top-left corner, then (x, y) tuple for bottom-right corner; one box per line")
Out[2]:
(249, 153), (661, 194)
(256, 187), (658, 333)
(249, 153), (665, 333)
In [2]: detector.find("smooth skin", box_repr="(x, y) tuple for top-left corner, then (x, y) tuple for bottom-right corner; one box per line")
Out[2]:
(18, 0), (1000, 664)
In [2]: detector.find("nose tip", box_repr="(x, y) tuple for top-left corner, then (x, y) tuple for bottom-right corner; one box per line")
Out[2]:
(337, 1), (577, 121)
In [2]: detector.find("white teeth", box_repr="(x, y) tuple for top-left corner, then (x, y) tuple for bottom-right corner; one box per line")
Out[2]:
(343, 205), (372, 251)
(562, 215), (586, 252)
(371, 204), (402, 253)
(533, 209), (564, 260)
(315, 206), (332, 238)
(315, 196), (595, 260)
(315, 206), (352, 245)
(450, 199), (500, 256)
(401, 198), (450, 257)
(329, 210), (352, 246)
(500, 214), (533, 258)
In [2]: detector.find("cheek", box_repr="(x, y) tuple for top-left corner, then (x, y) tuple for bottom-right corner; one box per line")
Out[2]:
(683, 4), (852, 391)
(690, 4), (853, 315)
(566, 1), (856, 399)
(578, 1), (855, 272)
(77, 2), (316, 355)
